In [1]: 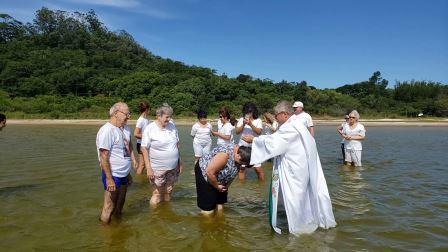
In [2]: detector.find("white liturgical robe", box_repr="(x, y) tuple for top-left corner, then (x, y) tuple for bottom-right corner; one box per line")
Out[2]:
(250, 115), (336, 234)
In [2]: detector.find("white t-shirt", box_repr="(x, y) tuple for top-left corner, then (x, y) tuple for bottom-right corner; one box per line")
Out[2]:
(191, 122), (212, 145)
(141, 121), (179, 170)
(343, 123), (366, 150)
(217, 122), (234, 146)
(135, 116), (150, 144)
(263, 121), (278, 135)
(237, 117), (263, 147)
(295, 112), (314, 128)
(96, 122), (131, 178)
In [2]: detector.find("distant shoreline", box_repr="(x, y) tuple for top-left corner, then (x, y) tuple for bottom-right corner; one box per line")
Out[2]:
(7, 118), (448, 127)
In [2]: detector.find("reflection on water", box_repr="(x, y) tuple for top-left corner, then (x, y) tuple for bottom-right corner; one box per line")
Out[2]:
(0, 125), (447, 250)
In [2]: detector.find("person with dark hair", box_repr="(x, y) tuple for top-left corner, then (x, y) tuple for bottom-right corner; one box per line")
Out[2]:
(0, 113), (6, 131)
(235, 102), (264, 181)
(191, 110), (213, 164)
(134, 101), (151, 174)
(195, 144), (251, 215)
(212, 107), (234, 146)
(337, 114), (350, 162)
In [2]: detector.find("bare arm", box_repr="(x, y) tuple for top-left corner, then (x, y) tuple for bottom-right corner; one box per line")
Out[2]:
(99, 149), (116, 192)
(205, 153), (229, 192)
(309, 126), (315, 137)
(141, 146), (154, 181)
(134, 127), (143, 140)
(212, 131), (232, 140)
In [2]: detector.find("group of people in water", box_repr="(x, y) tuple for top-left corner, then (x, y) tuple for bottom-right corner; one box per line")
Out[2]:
(95, 100), (366, 235)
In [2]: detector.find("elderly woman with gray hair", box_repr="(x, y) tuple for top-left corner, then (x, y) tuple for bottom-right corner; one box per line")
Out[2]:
(340, 110), (366, 166)
(141, 103), (182, 206)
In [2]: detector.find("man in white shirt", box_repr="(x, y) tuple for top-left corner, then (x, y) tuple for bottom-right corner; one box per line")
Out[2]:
(243, 100), (336, 235)
(96, 102), (133, 223)
(292, 101), (314, 137)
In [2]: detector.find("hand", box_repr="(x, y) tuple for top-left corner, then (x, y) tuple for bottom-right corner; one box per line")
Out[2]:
(132, 161), (138, 171)
(211, 131), (218, 136)
(217, 184), (227, 192)
(146, 168), (155, 182)
(242, 135), (254, 143)
(106, 178), (116, 192)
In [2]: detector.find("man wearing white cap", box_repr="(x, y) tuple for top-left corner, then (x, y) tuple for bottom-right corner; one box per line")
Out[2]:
(292, 101), (314, 137)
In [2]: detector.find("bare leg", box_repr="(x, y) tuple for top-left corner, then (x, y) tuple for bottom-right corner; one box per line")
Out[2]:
(113, 185), (128, 217)
(200, 210), (215, 216)
(136, 154), (145, 174)
(238, 168), (246, 180)
(100, 190), (118, 224)
(150, 186), (163, 206)
(164, 185), (173, 202)
(254, 166), (265, 181)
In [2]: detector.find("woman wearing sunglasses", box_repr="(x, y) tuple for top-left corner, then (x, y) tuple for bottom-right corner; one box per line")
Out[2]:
(341, 110), (366, 166)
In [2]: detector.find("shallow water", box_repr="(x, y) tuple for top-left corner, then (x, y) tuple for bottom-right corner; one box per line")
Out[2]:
(0, 125), (447, 250)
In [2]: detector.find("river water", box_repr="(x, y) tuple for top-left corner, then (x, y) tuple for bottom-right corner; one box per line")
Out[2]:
(0, 125), (447, 250)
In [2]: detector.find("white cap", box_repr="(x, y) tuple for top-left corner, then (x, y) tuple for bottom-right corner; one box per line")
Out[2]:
(292, 101), (303, 108)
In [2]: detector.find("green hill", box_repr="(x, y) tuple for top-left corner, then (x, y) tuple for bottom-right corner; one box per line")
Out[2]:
(0, 8), (447, 119)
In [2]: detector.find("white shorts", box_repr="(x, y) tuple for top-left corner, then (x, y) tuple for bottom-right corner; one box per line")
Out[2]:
(193, 142), (212, 158)
(345, 149), (362, 166)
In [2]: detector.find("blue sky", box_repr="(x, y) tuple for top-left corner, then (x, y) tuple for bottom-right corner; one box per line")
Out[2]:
(1, 0), (447, 88)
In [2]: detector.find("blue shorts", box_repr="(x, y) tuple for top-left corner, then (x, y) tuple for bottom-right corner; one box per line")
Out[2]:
(101, 171), (129, 190)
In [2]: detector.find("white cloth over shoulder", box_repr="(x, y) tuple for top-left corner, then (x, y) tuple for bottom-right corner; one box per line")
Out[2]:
(250, 116), (336, 234)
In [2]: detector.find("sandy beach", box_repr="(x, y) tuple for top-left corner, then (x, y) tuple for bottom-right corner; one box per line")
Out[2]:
(7, 118), (448, 126)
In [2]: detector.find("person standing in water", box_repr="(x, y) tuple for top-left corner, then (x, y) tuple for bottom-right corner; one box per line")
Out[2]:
(96, 102), (133, 224)
(134, 101), (151, 174)
(191, 110), (213, 165)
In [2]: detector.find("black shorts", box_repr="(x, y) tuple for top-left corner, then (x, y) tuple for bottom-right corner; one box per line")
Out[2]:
(136, 143), (142, 154)
(194, 162), (227, 211)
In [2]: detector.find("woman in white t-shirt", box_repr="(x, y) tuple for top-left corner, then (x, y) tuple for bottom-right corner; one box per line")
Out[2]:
(262, 112), (278, 135)
(212, 107), (234, 146)
(141, 103), (182, 206)
(235, 102), (264, 181)
(341, 110), (366, 167)
(133, 101), (150, 174)
(191, 110), (213, 164)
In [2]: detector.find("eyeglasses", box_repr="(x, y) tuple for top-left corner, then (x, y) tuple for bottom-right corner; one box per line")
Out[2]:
(117, 110), (131, 118)
(275, 112), (285, 119)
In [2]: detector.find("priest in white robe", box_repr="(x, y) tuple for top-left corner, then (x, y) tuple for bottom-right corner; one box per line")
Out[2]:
(242, 100), (336, 235)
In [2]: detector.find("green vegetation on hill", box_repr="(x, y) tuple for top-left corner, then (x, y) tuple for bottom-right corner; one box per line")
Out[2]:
(0, 8), (447, 119)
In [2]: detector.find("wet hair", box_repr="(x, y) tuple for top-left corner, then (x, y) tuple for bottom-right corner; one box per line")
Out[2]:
(138, 101), (150, 113)
(156, 103), (173, 117)
(242, 102), (259, 119)
(197, 110), (207, 119)
(0, 113), (5, 122)
(237, 146), (252, 165)
(109, 102), (129, 117)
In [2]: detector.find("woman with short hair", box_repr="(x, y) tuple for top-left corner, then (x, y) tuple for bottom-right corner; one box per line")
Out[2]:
(141, 103), (182, 206)
(195, 144), (251, 214)
(341, 110), (366, 166)
(191, 110), (213, 164)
